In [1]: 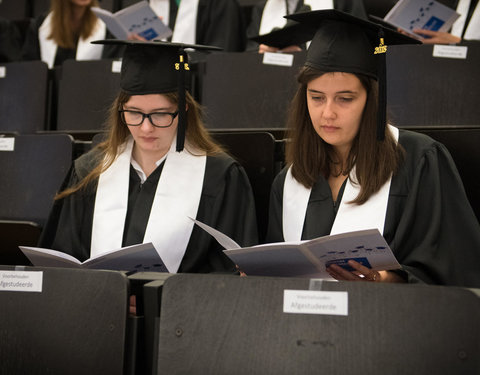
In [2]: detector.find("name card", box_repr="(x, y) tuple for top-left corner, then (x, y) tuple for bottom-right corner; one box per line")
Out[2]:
(0, 271), (43, 292)
(112, 60), (122, 73)
(433, 45), (468, 59)
(263, 52), (294, 67)
(283, 289), (348, 316)
(0, 137), (15, 151)
(0, 66), (6, 78)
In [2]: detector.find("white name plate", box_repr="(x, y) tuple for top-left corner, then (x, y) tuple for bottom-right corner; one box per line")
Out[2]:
(433, 45), (468, 59)
(263, 52), (294, 67)
(0, 271), (43, 292)
(0, 66), (6, 78)
(283, 289), (348, 316)
(0, 137), (15, 151)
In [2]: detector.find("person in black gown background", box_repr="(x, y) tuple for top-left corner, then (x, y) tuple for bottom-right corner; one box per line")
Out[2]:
(266, 10), (480, 287)
(39, 39), (258, 274)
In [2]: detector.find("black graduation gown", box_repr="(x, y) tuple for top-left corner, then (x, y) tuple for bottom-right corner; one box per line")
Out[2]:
(246, 0), (368, 50)
(267, 129), (480, 288)
(39, 149), (258, 274)
(166, 0), (246, 52)
(21, 13), (124, 66)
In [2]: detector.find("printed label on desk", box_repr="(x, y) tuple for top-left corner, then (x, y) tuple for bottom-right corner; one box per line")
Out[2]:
(0, 66), (6, 78)
(283, 290), (348, 316)
(0, 271), (43, 292)
(263, 52), (294, 67)
(0, 137), (15, 151)
(433, 45), (468, 59)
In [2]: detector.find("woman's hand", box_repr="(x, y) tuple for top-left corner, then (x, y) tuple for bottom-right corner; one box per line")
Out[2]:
(326, 260), (405, 283)
(412, 28), (461, 44)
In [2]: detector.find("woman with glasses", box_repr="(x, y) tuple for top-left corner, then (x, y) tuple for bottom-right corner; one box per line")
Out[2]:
(39, 40), (258, 274)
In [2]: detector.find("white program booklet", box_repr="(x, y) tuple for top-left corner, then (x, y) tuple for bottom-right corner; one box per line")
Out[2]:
(92, 1), (172, 41)
(192, 219), (401, 279)
(19, 242), (169, 273)
(384, 0), (460, 38)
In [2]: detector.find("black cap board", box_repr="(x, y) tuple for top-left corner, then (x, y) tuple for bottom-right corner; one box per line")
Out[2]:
(255, 10), (421, 140)
(92, 39), (221, 151)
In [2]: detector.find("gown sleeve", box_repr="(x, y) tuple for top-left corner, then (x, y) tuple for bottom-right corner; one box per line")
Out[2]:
(179, 155), (258, 273)
(37, 153), (98, 262)
(385, 132), (480, 287)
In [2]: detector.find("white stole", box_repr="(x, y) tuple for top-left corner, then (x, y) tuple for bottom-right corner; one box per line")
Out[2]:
(282, 125), (399, 241)
(150, 0), (199, 44)
(452, 0), (480, 40)
(259, 0), (333, 35)
(91, 136), (206, 273)
(38, 12), (106, 69)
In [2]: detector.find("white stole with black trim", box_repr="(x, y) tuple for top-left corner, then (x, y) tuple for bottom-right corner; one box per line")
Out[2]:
(38, 12), (106, 69)
(150, 0), (199, 44)
(282, 125), (399, 241)
(91, 136), (206, 273)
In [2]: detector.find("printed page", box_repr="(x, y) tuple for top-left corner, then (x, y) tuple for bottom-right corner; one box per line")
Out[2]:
(19, 246), (83, 268)
(384, 0), (460, 37)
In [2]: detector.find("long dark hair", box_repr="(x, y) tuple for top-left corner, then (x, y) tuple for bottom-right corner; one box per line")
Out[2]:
(285, 66), (404, 204)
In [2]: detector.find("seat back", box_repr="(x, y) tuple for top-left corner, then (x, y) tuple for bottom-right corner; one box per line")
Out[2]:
(0, 266), (129, 374)
(201, 51), (306, 129)
(387, 43), (480, 126)
(0, 134), (73, 264)
(0, 61), (49, 133)
(157, 274), (480, 374)
(56, 59), (121, 132)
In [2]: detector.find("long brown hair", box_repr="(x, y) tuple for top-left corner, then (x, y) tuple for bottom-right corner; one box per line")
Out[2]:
(49, 0), (100, 49)
(286, 66), (404, 204)
(56, 91), (223, 199)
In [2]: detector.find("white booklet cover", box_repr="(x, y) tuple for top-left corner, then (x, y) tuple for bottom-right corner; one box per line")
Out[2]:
(384, 0), (460, 38)
(92, 1), (172, 41)
(192, 219), (401, 279)
(19, 242), (169, 273)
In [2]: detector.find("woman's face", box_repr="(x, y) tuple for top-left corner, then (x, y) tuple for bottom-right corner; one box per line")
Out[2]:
(306, 72), (367, 155)
(122, 94), (178, 158)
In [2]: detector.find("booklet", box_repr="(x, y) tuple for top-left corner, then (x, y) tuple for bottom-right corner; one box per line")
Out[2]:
(19, 242), (169, 273)
(192, 219), (401, 279)
(382, 0), (460, 39)
(92, 1), (172, 41)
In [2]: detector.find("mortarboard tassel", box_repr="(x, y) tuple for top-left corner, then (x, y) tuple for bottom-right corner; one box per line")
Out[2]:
(176, 49), (189, 152)
(374, 31), (387, 141)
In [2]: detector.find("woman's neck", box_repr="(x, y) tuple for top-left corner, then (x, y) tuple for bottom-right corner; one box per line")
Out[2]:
(132, 146), (169, 178)
(70, 5), (88, 33)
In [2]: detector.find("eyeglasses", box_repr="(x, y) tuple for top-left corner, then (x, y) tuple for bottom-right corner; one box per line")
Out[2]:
(119, 109), (179, 128)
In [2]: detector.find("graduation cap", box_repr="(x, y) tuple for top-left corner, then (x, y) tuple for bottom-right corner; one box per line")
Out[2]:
(91, 39), (221, 151)
(256, 10), (421, 140)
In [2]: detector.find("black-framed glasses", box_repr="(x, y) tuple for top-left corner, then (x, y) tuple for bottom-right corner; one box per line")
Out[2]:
(119, 110), (179, 128)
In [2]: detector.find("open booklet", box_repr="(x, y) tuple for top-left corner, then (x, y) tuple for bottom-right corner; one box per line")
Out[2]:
(92, 1), (172, 41)
(374, 0), (460, 39)
(19, 242), (169, 273)
(193, 219), (401, 279)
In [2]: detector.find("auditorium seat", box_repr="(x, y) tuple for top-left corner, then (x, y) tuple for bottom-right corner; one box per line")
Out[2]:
(156, 274), (480, 374)
(0, 60), (49, 133)
(0, 133), (74, 265)
(201, 50), (306, 130)
(55, 58), (121, 134)
(387, 43), (480, 126)
(0, 266), (130, 375)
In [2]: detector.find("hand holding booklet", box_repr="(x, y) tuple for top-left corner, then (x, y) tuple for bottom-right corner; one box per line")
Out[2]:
(92, 1), (172, 41)
(19, 242), (168, 273)
(379, 0), (460, 39)
(192, 219), (401, 279)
